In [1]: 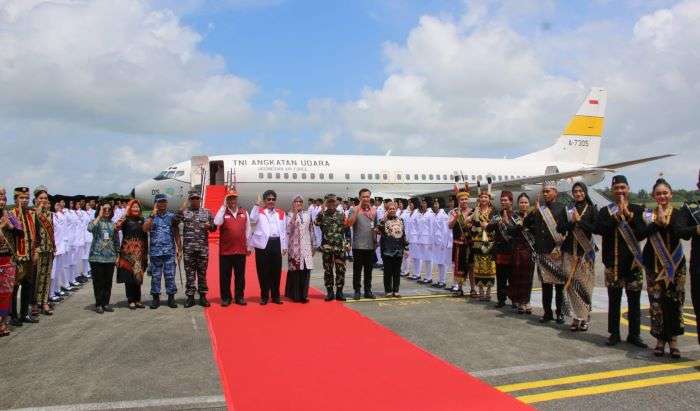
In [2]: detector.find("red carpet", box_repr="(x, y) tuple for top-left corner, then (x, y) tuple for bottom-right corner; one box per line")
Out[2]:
(203, 243), (529, 411)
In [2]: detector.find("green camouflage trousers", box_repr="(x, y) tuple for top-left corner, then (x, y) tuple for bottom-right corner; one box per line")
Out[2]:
(322, 252), (346, 289)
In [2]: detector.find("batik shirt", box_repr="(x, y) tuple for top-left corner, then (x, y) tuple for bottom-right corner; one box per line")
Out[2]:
(87, 218), (120, 263)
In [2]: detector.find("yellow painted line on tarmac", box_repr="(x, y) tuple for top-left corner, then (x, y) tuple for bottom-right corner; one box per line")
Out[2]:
(516, 372), (700, 404)
(620, 307), (698, 338)
(497, 360), (700, 393)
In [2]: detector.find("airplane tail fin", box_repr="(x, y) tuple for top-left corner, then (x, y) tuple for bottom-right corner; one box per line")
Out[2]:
(518, 87), (607, 166)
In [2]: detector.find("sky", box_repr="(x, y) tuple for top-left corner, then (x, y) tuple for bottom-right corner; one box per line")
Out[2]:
(1, 0), (699, 195)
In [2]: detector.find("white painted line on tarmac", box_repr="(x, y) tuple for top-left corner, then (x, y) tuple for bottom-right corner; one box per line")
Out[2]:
(7, 395), (226, 411)
(471, 345), (700, 378)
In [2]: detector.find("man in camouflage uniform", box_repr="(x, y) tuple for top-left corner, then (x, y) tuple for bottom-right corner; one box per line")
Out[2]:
(315, 194), (348, 301)
(177, 190), (216, 308)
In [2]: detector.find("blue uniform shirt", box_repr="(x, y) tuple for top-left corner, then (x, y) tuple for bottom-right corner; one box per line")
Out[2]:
(149, 211), (178, 257)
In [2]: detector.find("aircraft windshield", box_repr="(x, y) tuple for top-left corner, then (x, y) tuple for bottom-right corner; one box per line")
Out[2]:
(153, 171), (169, 181)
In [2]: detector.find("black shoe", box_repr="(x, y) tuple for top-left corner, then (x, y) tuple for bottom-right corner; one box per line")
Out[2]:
(606, 334), (622, 346)
(221, 298), (231, 307)
(150, 295), (160, 309)
(353, 290), (361, 300)
(10, 318), (23, 327)
(539, 314), (553, 323)
(22, 314), (39, 323)
(336, 288), (346, 301)
(167, 294), (178, 308)
(260, 298), (268, 306)
(272, 298), (283, 305)
(325, 288), (335, 301)
(184, 296), (196, 308)
(626, 335), (648, 348)
(364, 291), (376, 299)
(102, 305), (114, 312)
(95, 306), (104, 314)
(234, 298), (247, 306)
(556, 314), (565, 324)
(199, 294), (211, 307)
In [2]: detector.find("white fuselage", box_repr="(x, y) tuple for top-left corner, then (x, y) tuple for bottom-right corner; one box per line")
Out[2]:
(133, 154), (603, 210)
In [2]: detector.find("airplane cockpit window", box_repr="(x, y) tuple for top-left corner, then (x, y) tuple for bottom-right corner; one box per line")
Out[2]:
(154, 171), (168, 180)
(165, 171), (176, 178)
(175, 171), (185, 178)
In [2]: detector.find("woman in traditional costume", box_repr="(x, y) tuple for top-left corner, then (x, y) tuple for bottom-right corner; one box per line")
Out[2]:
(471, 187), (496, 300)
(640, 178), (689, 358)
(559, 183), (597, 331)
(0, 188), (21, 336)
(115, 200), (148, 309)
(509, 193), (535, 314)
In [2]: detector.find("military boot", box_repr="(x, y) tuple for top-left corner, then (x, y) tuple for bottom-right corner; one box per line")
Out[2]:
(325, 288), (335, 301)
(167, 294), (178, 308)
(335, 287), (346, 301)
(184, 295), (196, 308)
(150, 294), (160, 309)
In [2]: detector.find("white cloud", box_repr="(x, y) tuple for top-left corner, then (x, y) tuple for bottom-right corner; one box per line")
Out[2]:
(0, 0), (256, 135)
(315, 0), (700, 188)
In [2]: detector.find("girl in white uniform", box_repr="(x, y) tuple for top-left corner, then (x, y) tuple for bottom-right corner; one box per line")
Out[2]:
(64, 202), (81, 288)
(412, 198), (435, 284)
(49, 201), (68, 301)
(79, 204), (93, 279)
(431, 199), (450, 288)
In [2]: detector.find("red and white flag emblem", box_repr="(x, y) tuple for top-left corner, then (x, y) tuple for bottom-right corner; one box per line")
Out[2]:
(589, 99), (599, 105)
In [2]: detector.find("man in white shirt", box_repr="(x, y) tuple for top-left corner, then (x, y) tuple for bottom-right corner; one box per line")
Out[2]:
(411, 198), (435, 284)
(250, 190), (287, 305)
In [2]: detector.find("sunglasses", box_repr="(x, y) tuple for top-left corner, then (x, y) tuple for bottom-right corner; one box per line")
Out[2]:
(266, 197), (277, 201)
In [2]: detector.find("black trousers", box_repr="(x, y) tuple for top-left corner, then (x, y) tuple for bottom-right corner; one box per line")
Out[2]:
(220, 254), (247, 301)
(608, 287), (642, 338)
(382, 255), (402, 293)
(125, 282), (142, 303)
(11, 276), (34, 319)
(541, 283), (564, 317)
(90, 262), (115, 307)
(255, 238), (282, 301)
(496, 264), (512, 304)
(692, 265), (700, 344)
(352, 249), (374, 292)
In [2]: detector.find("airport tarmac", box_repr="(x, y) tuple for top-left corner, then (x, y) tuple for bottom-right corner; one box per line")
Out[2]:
(1, 247), (698, 411)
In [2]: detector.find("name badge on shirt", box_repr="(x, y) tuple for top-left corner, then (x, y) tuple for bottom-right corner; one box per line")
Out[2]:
(224, 215), (231, 219)
(102, 230), (110, 240)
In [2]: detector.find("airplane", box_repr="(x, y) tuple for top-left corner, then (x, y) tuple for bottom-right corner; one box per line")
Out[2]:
(132, 87), (673, 210)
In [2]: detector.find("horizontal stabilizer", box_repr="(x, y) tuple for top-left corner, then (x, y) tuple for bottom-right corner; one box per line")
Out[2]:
(597, 154), (676, 170)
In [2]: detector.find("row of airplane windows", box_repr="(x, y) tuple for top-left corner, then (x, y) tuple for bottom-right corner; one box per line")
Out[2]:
(257, 172), (528, 182)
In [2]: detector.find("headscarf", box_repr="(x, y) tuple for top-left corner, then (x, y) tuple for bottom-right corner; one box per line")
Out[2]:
(572, 182), (593, 206)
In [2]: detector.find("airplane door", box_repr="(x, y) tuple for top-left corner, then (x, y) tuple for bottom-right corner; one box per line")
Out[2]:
(209, 160), (225, 185)
(190, 155), (208, 194)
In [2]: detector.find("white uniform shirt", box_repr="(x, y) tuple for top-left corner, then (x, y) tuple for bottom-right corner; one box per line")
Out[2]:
(414, 209), (435, 245)
(432, 209), (449, 248)
(52, 211), (68, 256)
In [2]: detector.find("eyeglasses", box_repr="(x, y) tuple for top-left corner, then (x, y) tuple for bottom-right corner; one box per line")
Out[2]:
(293, 200), (303, 203)
(266, 197), (276, 201)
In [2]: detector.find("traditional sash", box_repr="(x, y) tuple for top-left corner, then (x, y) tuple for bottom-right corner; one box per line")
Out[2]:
(607, 203), (644, 269)
(539, 206), (565, 245)
(11, 208), (34, 261)
(36, 211), (56, 251)
(647, 209), (684, 286)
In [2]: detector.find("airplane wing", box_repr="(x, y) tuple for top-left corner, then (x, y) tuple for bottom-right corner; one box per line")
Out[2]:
(413, 153), (676, 199)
